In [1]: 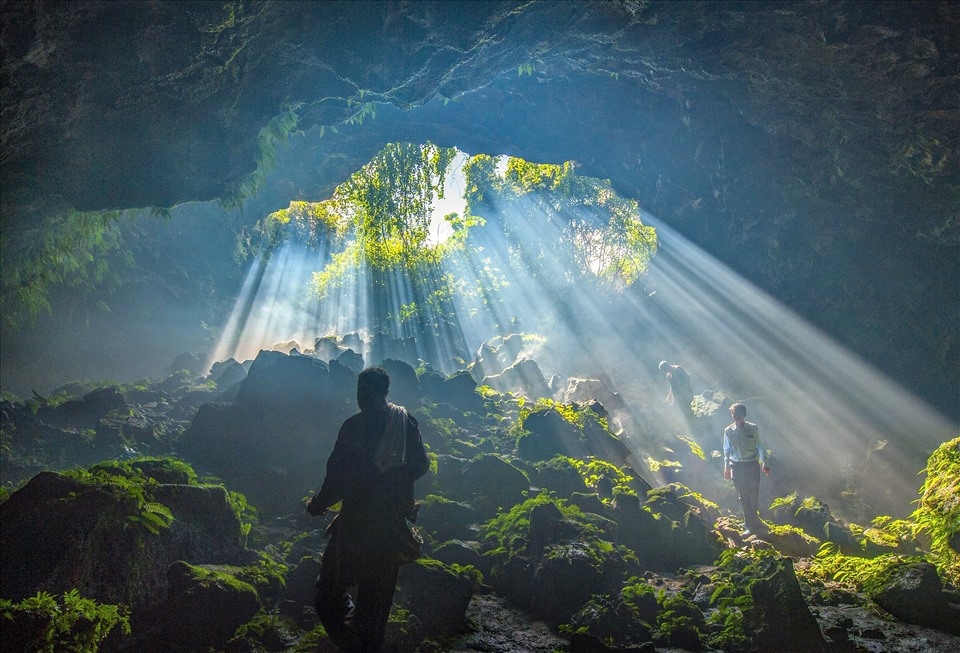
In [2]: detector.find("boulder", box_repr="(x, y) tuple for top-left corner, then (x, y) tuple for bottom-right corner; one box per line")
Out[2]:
(517, 408), (581, 461)
(870, 561), (960, 635)
(210, 358), (247, 389)
(745, 556), (827, 652)
(482, 358), (551, 400)
(378, 358), (422, 408)
(396, 560), (475, 637)
(336, 348), (365, 373)
(423, 370), (485, 414)
(418, 496), (479, 543)
(126, 561), (260, 652)
(169, 352), (206, 375)
(452, 454), (530, 518)
(0, 468), (246, 616)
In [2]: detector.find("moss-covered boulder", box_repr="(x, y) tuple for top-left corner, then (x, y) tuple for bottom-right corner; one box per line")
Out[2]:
(0, 460), (247, 617)
(482, 495), (640, 625)
(125, 561), (260, 652)
(396, 558), (477, 637)
(447, 453), (530, 519)
(869, 561), (960, 635)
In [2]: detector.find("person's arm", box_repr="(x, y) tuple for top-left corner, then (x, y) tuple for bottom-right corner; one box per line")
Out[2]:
(755, 425), (770, 475)
(722, 429), (733, 479)
(307, 422), (352, 515)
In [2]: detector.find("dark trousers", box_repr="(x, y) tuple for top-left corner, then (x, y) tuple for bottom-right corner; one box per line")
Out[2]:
(315, 533), (401, 653)
(731, 460), (763, 532)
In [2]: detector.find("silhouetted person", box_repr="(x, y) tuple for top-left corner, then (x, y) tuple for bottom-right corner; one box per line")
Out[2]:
(722, 402), (770, 536)
(659, 360), (693, 414)
(307, 366), (429, 652)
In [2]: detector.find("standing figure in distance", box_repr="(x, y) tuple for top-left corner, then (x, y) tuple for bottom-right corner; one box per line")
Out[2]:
(722, 402), (770, 536)
(307, 366), (430, 652)
(659, 360), (694, 414)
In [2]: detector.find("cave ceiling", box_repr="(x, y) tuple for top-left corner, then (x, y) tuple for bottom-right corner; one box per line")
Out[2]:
(1, 0), (958, 415)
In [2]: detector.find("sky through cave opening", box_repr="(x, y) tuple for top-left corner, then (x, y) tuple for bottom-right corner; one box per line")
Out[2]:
(209, 141), (957, 522)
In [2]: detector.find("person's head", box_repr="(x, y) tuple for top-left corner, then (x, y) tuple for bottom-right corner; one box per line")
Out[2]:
(729, 402), (747, 422)
(658, 360), (671, 374)
(357, 367), (390, 410)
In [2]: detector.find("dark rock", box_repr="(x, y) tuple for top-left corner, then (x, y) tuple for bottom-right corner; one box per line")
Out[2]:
(518, 408), (580, 462)
(210, 359), (247, 389)
(452, 454), (530, 519)
(419, 496), (479, 543)
(378, 358), (422, 408)
(870, 561), (960, 635)
(396, 560), (475, 637)
(745, 556), (828, 652)
(531, 457), (589, 498)
(131, 561), (260, 652)
(336, 348), (364, 373)
(426, 370), (485, 414)
(431, 540), (484, 570)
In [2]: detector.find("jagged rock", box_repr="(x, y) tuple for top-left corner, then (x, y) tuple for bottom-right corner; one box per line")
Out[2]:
(178, 349), (356, 516)
(562, 378), (624, 410)
(745, 556), (828, 652)
(48, 385), (127, 428)
(614, 488), (721, 571)
(422, 370), (485, 414)
(277, 555), (321, 627)
(210, 358), (247, 389)
(378, 358), (422, 408)
(336, 348), (364, 373)
(793, 496), (832, 536)
(482, 358), (551, 400)
(312, 336), (343, 361)
(529, 457), (590, 498)
(396, 560), (475, 636)
(870, 561), (960, 635)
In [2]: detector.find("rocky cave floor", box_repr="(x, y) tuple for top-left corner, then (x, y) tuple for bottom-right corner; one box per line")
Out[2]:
(431, 577), (959, 653)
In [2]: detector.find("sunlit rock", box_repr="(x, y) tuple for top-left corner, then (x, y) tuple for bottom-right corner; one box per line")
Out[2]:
(482, 357), (551, 400)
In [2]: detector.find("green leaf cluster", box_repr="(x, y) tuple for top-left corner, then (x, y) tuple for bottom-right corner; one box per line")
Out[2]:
(0, 590), (131, 653)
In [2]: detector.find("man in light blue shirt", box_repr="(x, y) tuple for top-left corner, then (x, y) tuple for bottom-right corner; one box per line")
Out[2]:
(723, 402), (770, 535)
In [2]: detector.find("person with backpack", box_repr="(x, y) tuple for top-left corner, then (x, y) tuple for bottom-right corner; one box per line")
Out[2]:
(307, 366), (430, 652)
(659, 360), (694, 413)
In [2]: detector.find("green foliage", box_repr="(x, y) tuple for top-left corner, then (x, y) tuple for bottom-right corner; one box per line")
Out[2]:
(804, 543), (925, 594)
(63, 460), (178, 536)
(221, 104), (301, 208)
(0, 590), (131, 653)
(480, 493), (601, 559)
(1, 209), (130, 327)
(676, 434), (705, 460)
(250, 200), (349, 260)
(910, 437), (960, 583)
(568, 456), (637, 498)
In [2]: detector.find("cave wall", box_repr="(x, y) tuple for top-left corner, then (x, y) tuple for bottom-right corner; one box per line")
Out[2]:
(1, 0), (957, 417)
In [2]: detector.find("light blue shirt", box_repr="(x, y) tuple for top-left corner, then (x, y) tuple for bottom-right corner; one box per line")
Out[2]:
(723, 421), (767, 465)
